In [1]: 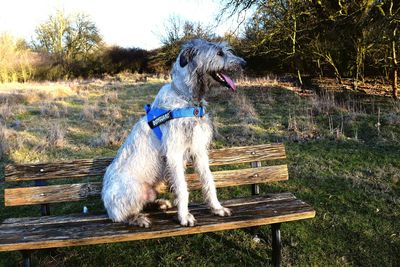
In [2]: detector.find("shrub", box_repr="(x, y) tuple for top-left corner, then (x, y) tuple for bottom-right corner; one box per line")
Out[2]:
(0, 33), (35, 82)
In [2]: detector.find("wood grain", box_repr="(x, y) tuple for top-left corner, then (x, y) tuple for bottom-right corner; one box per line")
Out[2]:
(4, 165), (288, 206)
(4, 144), (286, 182)
(1, 193), (296, 227)
(0, 194), (315, 252)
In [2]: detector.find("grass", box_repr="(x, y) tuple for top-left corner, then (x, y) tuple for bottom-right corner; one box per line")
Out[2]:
(0, 76), (399, 266)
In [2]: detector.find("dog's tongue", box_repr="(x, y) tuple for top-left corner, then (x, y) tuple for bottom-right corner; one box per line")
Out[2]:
(221, 73), (236, 92)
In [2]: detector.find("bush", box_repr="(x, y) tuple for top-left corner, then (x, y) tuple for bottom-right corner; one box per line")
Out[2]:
(102, 46), (149, 74)
(0, 34), (35, 82)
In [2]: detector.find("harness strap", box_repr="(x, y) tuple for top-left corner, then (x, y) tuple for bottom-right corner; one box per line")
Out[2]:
(144, 104), (206, 141)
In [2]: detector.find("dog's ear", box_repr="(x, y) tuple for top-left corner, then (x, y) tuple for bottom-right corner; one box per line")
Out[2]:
(179, 47), (197, 68)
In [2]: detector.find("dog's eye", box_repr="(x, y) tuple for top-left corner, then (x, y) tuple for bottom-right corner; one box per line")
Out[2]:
(217, 50), (224, 57)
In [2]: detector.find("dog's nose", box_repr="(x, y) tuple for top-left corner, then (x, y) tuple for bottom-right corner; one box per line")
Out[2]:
(239, 59), (247, 69)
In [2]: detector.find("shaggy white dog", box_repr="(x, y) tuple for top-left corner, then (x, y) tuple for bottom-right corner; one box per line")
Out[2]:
(102, 39), (246, 227)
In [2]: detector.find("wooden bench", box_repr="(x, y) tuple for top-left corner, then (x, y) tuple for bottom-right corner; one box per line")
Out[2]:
(1, 144), (315, 266)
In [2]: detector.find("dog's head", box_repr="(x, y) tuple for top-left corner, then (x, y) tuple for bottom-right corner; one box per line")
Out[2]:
(172, 39), (246, 99)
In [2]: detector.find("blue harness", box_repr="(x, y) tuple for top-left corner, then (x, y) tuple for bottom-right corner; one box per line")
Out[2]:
(144, 104), (206, 141)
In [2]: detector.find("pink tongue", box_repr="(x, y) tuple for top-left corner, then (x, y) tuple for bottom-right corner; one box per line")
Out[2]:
(221, 73), (236, 92)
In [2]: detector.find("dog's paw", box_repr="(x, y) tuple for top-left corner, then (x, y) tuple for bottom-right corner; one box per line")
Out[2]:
(128, 214), (151, 228)
(154, 199), (173, 210)
(178, 213), (196, 227)
(212, 206), (232, 217)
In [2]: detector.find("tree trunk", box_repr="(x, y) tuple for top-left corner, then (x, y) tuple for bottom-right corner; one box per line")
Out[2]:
(389, 0), (398, 99)
(297, 69), (303, 88)
(392, 27), (398, 99)
(354, 34), (367, 91)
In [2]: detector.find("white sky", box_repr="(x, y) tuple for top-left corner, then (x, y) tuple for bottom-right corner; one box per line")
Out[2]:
(0, 0), (240, 49)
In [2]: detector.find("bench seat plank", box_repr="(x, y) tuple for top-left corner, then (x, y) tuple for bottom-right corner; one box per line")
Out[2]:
(0, 193), (315, 252)
(1, 193), (296, 227)
(5, 144), (286, 182)
(5, 165), (288, 206)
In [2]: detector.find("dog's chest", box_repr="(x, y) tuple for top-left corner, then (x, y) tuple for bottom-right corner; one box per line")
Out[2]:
(190, 116), (211, 132)
(170, 116), (212, 141)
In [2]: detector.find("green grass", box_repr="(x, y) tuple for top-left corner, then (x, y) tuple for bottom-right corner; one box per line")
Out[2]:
(0, 77), (399, 266)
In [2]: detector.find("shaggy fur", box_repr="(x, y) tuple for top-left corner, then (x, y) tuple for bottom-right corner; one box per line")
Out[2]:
(102, 39), (246, 227)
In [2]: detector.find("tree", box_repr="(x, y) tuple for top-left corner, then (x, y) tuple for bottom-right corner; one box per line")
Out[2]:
(0, 33), (34, 82)
(33, 10), (103, 78)
(152, 16), (216, 73)
(34, 10), (69, 64)
(223, 1), (318, 84)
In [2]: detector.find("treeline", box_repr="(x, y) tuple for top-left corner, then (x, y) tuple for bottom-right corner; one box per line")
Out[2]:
(221, 0), (399, 98)
(0, 32), (154, 82)
(0, 12), (217, 82)
(0, 11), (154, 82)
(0, 2), (399, 97)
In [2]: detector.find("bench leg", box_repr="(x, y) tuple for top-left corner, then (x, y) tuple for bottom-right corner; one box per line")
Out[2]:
(271, 223), (281, 267)
(21, 250), (32, 267)
(40, 203), (50, 216)
(251, 184), (260, 195)
(250, 161), (261, 196)
(35, 180), (51, 216)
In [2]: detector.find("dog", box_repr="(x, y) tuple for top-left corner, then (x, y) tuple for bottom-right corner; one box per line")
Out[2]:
(102, 39), (246, 227)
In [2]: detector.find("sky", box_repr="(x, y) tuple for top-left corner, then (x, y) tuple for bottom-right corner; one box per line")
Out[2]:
(0, 0), (240, 49)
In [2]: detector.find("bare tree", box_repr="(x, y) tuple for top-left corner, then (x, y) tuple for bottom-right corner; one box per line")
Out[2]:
(153, 16), (215, 72)
(33, 10), (102, 78)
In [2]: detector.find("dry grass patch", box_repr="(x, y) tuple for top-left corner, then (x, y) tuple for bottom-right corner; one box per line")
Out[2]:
(231, 92), (259, 124)
(81, 100), (99, 121)
(103, 91), (119, 104)
(0, 82), (77, 107)
(90, 123), (127, 147)
(45, 122), (66, 147)
(0, 124), (9, 159)
(40, 102), (68, 118)
(0, 101), (13, 122)
(103, 105), (122, 120)
(0, 91), (29, 105)
(238, 76), (279, 87)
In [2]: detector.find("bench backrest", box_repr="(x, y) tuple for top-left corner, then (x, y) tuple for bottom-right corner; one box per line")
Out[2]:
(3, 144), (287, 210)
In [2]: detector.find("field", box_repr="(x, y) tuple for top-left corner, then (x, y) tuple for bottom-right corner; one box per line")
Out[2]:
(0, 75), (399, 266)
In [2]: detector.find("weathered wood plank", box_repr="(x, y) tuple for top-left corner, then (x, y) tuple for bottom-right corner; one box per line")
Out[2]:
(0, 194), (315, 251)
(4, 165), (288, 206)
(5, 144), (286, 182)
(1, 193), (296, 227)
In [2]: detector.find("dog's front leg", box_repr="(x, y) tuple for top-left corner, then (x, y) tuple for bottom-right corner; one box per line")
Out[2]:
(166, 150), (196, 226)
(193, 148), (231, 217)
